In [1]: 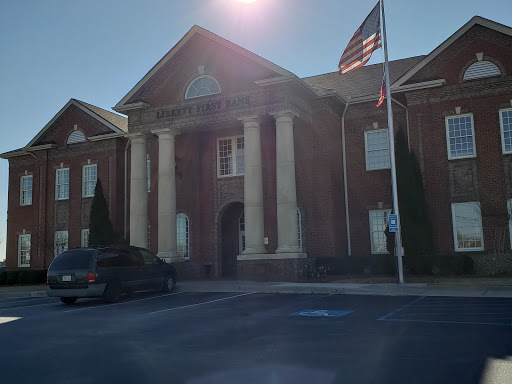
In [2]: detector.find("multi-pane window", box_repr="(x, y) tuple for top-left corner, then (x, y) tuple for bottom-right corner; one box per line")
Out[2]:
(54, 230), (69, 257)
(365, 130), (390, 170)
(185, 75), (221, 99)
(177, 213), (189, 259)
(20, 175), (33, 206)
(369, 209), (391, 254)
(81, 229), (90, 247)
(56, 168), (69, 200)
(18, 234), (31, 267)
(82, 164), (97, 197)
(500, 108), (512, 154)
(445, 114), (476, 159)
(239, 211), (245, 254)
(451, 202), (484, 251)
(218, 136), (244, 177)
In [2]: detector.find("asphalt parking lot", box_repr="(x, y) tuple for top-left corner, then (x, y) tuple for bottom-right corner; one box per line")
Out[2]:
(0, 290), (511, 384)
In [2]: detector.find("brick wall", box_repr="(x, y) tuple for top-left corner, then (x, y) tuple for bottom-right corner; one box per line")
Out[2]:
(5, 106), (126, 270)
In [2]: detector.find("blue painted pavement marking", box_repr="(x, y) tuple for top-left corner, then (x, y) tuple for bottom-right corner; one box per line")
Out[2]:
(290, 309), (353, 317)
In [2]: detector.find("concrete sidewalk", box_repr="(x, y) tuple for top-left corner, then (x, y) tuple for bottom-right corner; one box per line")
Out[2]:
(1, 278), (512, 298)
(177, 280), (512, 298)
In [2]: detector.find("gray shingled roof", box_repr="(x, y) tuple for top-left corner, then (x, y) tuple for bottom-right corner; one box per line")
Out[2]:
(74, 99), (128, 132)
(302, 56), (426, 100)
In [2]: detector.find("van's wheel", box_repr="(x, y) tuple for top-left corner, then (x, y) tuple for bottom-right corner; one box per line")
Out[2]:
(162, 274), (176, 293)
(60, 297), (77, 305)
(103, 281), (121, 303)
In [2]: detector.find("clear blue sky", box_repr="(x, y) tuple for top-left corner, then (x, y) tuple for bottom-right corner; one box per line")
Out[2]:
(0, 0), (510, 261)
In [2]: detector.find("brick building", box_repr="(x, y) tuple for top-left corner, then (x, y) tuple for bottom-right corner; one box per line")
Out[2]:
(2, 16), (512, 278)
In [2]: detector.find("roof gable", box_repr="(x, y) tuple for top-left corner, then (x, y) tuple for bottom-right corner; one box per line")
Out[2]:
(393, 16), (512, 87)
(114, 25), (301, 111)
(26, 99), (127, 148)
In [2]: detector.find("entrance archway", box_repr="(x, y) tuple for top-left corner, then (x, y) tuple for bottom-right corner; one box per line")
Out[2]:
(220, 202), (244, 278)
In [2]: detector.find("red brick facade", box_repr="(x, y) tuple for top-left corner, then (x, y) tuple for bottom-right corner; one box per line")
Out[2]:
(3, 17), (512, 279)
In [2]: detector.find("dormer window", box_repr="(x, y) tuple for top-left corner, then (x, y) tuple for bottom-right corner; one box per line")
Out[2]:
(185, 75), (221, 99)
(463, 61), (501, 81)
(67, 130), (86, 144)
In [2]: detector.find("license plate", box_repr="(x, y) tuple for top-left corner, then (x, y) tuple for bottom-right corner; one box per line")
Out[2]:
(62, 275), (72, 282)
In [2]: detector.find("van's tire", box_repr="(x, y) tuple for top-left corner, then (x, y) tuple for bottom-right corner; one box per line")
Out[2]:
(60, 297), (77, 305)
(162, 274), (176, 293)
(103, 281), (122, 303)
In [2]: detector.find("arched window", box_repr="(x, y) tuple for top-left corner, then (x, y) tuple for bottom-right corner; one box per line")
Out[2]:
(176, 213), (189, 258)
(67, 130), (86, 144)
(463, 61), (501, 81)
(239, 211), (245, 254)
(185, 75), (221, 99)
(297, 208), (303, 250)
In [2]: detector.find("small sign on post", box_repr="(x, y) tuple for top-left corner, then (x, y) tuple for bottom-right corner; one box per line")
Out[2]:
(388, 214), (398, 233)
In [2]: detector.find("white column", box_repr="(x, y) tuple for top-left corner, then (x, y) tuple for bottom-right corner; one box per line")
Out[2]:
(129, 134), (148, 248)
(239, 116), (267, 255)
(273, 111), (301, 253)
(154, 129), (178, 260)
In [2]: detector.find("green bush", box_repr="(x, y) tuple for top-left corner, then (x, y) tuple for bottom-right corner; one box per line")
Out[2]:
(405, 254), (474, 275)
(5, 271), (19, 285)
(317, 255), (397, 276)
(0, 270), (47, 285)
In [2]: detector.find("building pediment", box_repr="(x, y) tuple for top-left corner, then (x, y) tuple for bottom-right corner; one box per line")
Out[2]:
(394, 16), (512, 87)
(114, 25), (322, 114)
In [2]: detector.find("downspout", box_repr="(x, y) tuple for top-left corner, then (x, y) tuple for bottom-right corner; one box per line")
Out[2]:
(341, 102), (351, 256)
(124, 138), (131, 240)
(391, 98), (410, 151)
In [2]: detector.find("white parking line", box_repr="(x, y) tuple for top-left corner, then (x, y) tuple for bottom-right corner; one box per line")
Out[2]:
(64, 292), (185, 313)
(0, 302), (59, 312)
(150, 292), (255, 315)
(0, 297), (52, 305)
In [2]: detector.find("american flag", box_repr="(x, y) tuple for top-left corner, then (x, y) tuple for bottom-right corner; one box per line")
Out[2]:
(338, 3), (382, 75)
(376, 73), (386, 107)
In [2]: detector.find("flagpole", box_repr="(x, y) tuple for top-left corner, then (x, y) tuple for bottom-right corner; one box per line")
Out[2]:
(380, 0), (405, 284)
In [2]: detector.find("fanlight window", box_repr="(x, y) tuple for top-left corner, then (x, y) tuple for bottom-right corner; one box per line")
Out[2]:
(185, 76), (221, 99)
(67, 130), (86, 144)
(463, 61), (501, 81)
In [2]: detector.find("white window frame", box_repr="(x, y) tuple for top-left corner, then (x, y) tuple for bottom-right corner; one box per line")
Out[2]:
(82, 164), (97, 198)
(18, 234), (31, 267)
(239, 211), (245, 254)
(451, 202), (484, 252)
(176, 213), (189, 259)
(369, 209), (392, 254)
(20, 175), (33, 206)
(500, 108), (512, 154)
(365, 129), (390, 171)
(217, 136), (244, 178)
(185, 75), (221, 100)
(445, 113), (476, 160)
(81, 229), (90, 247)
(55, 168), (70, 200)
(54, 230), (69, 257)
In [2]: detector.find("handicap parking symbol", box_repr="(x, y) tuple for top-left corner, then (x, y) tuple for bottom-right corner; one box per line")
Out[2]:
(290, 309), (353, 317)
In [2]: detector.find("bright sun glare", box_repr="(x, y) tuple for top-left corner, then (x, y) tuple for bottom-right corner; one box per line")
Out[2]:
(235, 0), (257, 3)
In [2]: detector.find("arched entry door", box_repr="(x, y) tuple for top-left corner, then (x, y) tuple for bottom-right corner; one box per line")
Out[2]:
(220, 202), (244, 278)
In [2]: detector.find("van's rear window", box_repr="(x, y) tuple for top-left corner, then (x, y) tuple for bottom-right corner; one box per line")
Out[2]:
(50, 250), (96, 270)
